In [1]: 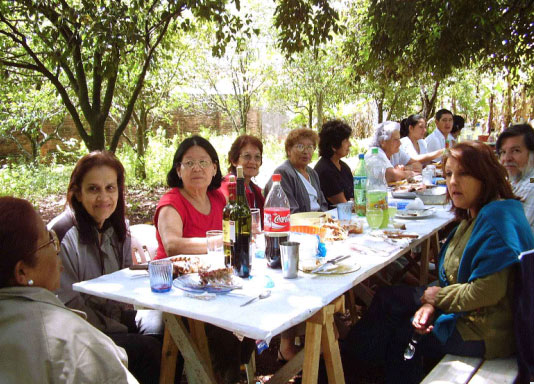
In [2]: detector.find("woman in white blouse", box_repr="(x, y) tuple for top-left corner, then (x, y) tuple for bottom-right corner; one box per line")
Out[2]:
(400, 114), (444, 164)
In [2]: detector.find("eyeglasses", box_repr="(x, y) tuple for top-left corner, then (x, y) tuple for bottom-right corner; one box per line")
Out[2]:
(239, 153), (262, 163)
(294, 143), (316, 153)
(180, 160), (213, 169)
(35, 229), (60, 254)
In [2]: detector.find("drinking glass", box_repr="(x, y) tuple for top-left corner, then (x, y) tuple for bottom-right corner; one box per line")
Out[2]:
(250, 208), (262, 263)
(388, 201), (397, 223)
(366, 208), (383, 230)
(206, 230), (224, 267)
(148, 260), (172, 293)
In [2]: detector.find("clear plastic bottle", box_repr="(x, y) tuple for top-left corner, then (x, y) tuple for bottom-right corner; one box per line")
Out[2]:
(366, 147), (388, 228)
(353, 153), (367, 217)
(264, 174), (290, 268)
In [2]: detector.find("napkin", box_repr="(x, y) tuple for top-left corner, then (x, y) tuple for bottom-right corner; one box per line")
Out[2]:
(406, 197), (425, 210)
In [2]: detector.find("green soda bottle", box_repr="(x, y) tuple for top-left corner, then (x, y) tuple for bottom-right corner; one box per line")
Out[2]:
(353, 154), (367, 217)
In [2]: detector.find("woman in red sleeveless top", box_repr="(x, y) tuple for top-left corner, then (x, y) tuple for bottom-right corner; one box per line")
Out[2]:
(154, 136), (225, 259)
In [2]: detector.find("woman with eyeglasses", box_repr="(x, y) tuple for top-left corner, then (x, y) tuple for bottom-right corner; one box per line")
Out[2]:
(154, 135), (225, 259)
(154, 135), (255, 383)
(51, 151), (172, 384)
(0, 196), (138, 383)
(220, 134), (265, 221)
(265, 128), (328, 213)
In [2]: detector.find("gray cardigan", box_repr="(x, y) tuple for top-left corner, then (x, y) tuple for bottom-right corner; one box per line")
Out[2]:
(264, 160), (328, 213)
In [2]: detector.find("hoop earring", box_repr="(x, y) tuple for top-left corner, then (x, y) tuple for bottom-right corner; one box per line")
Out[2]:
(28, 279), (34, 286)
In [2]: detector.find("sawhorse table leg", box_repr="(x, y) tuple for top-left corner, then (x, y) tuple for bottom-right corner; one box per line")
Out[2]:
(160, 313), (216, 384)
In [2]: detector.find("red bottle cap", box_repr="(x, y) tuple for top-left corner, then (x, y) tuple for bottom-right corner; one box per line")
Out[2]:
(272, 174), (281, 182)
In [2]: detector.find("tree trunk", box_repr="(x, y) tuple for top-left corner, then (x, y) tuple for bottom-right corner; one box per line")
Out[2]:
(136, 108), (147, 180)
(316, 91), (324, 130)
(420, 81), (440, 120)
(488, 93), (495, 134)
(377, 99), (383, 124)
(308, 98), (314, 129)
(504, 74), (513, 129)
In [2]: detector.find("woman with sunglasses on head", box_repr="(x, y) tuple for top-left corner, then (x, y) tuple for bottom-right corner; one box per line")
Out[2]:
(220, 134), (265, 221)
(51, 151), (172, 384)
(264, 128), (328, 213)
(0, 196), (137, 383)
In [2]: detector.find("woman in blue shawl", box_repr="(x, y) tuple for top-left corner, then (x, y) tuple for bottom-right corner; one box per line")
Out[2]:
(340, 141), (534, 383)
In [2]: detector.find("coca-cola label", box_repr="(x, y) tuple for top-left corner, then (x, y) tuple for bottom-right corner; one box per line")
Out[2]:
(264, 208), (290, 232)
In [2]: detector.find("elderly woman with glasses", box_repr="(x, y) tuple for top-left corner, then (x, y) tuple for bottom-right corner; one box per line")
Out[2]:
(265, 128), (328, 213)
(50, 151), (171, 384)
(220, 134), (265, 220)
(154, 135), (253, 383)
(368, 121), (422, 183)
(0, 196), (138, 383)
(154, 135), (225, 259)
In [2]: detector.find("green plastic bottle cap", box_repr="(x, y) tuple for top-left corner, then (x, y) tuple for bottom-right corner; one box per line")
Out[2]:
(372, 147), (379, 154)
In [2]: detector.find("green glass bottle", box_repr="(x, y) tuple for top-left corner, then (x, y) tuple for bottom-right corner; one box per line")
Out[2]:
(230, 166), (251, 277)
(223, 175), (236, 267)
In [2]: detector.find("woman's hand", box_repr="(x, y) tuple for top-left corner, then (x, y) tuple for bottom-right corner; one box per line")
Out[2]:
(420, 286), (441, 306)
(412, 303), (435, 335)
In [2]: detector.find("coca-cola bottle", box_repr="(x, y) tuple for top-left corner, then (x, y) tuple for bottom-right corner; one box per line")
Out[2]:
(264, 174), (290, 268)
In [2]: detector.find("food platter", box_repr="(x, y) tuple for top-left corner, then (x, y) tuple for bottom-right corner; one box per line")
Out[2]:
(173, 273), (243, 294)
(395, 208), (435, 219)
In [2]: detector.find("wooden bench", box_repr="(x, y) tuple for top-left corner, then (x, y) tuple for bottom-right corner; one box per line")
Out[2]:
(421, 354), (518, 384)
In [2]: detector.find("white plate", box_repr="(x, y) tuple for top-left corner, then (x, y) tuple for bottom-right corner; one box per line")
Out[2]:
(395, 208), (435, 219)
(301, 258), (361, 275)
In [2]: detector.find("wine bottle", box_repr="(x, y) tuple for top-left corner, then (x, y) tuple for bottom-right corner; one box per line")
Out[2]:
(223, 175), (236, 267)
(230, 166), (251, 277)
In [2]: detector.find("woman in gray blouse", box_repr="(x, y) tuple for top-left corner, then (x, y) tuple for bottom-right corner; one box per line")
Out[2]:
(265, 128), (328, 213)
(50, 151), (180, 384)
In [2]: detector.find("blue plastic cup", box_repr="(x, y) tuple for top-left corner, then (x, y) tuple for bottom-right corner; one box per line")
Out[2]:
(148, 260), (172, 293)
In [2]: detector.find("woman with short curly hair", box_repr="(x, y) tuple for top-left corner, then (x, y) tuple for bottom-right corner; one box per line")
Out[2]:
(314, 120), (354, 208)
(265, 128), (328, 213)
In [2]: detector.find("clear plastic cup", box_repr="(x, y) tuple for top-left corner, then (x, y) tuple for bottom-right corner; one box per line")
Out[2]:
(148, 260), (172, 293)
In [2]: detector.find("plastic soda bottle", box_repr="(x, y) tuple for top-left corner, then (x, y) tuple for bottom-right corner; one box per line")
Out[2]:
(353, 153), (367, 216)
(366, 147), (388, 228)
(264, 174), (290, 268)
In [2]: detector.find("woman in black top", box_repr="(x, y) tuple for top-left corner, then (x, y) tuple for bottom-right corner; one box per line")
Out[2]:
(314, 120), (354, 209)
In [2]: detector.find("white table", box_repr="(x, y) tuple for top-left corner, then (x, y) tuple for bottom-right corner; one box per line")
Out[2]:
(74, 204), (455, 384)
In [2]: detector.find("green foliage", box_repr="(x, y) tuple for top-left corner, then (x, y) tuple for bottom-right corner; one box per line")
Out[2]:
(0, 161), (72, 204)
(273, 0), (343, 56)
(0, 0), (250, 152)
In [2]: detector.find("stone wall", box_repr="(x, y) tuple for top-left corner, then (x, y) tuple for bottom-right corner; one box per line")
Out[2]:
(0, 108), (263, 159)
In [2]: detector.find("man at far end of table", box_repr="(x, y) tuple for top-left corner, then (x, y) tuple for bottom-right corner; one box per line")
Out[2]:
(425, 109), (455, 161)
(497, 123), (534, 234)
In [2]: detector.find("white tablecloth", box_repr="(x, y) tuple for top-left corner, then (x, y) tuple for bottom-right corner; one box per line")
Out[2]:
(73, 204), (455, 342)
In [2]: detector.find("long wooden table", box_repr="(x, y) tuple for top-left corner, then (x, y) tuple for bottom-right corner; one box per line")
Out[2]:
(74, 204), (455, 384)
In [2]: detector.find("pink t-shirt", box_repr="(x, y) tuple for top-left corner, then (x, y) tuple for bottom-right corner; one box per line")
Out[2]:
(153, 187), (226, 259)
